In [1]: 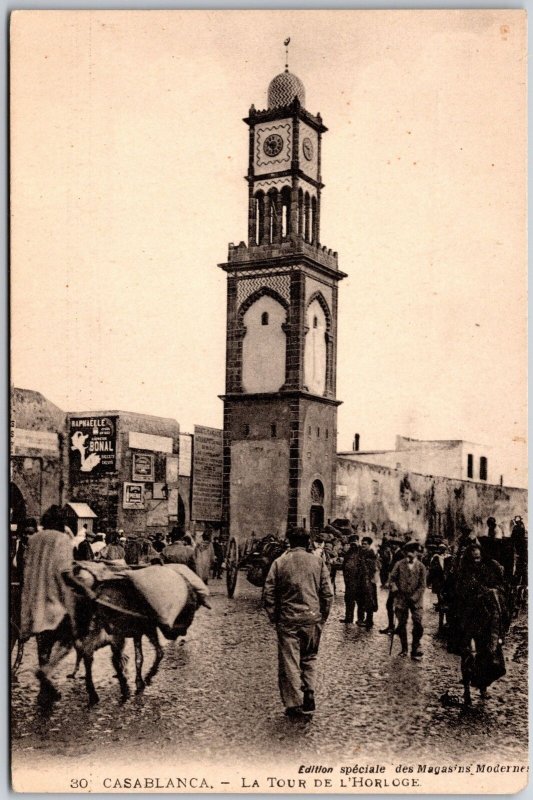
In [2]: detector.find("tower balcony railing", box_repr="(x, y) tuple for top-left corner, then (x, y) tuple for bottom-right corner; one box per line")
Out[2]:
(227, 238), (339, 270)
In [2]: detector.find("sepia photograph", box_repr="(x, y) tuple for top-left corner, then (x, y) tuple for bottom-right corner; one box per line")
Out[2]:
(9, 9), (528, 793)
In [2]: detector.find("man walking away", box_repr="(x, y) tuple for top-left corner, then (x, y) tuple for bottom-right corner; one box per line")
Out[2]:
(195, 532), (215, 584)
(263, 527), (333, 718)
(212, 535), (224, 579)
(389, 541), (426, 660)
(73, 525), (94, 561)
(162, 527), (197, 572)
(21, 505), (96, 702)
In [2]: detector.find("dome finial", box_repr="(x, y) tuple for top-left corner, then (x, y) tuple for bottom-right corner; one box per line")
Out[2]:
(284, 37), (291, 72)
(268, 40), (305, 109)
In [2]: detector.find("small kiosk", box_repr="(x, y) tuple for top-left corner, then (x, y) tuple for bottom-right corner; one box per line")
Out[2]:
(64, 502), (97, 535)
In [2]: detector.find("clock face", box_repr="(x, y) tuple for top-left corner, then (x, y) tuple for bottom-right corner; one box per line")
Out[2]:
(263, 134), (284, 158)
(302, 137), (314, 161)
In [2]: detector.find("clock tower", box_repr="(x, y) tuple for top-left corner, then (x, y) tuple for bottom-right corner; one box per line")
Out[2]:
(219, 65), (346, 540)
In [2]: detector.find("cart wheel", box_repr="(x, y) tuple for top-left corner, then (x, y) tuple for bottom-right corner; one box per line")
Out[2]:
(226, 537), (239, 598)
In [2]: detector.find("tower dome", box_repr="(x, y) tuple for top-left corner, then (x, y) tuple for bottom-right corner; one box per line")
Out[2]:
(268, 70), (306, 109)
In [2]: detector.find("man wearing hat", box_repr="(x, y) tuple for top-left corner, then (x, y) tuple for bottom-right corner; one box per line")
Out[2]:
(379, 539), (404, 634)
(388, 541), (427, 659)
(339, 534), (359, 623)
(162, 527), (197, 572)
(479, 516), (507, 572)
(342, 536), (377, 628)
(428, 543), (453, 635)
(263, 527), (333, 718)
(73, 524), (94, 561)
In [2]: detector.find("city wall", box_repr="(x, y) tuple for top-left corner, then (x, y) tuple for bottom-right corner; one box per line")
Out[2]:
(335, 457), (527, 543)
(10, 389), (66, 523)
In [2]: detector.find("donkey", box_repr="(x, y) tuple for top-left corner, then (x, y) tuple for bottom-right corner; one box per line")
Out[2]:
(37, 567), (199, 706)
(35, 580), (165, 706)
(73, 577), (167, 705)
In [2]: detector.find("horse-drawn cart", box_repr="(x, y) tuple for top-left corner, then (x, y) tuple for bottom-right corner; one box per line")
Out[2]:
(225, 535), (286, 598)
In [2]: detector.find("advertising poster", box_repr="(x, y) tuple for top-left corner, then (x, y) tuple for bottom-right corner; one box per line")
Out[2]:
(69, 415), (117, 476)
(132, 452), (155, 482)
(123, 481), (145, 509)
(191, 425), (223, 522)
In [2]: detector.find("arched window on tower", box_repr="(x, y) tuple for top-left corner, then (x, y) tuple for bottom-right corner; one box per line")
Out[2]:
(298, 189), (304, 238)
(268, 189), (278, 244)
(311, 196), (318, 243)
(304, 192), (311, 242)
(261, 311), (269, 326)
(281, 205), (288, 239)
(254, 192), (265, 245)
(281, 186), (291, 239)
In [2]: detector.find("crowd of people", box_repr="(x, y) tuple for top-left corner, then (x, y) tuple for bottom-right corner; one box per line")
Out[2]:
(261, 515), (527, 717)
(10, 508), (527, 718)
(10, 521), (225, 588)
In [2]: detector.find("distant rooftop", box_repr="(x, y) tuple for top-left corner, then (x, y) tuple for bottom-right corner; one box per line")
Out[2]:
(339, 435), (487, 457)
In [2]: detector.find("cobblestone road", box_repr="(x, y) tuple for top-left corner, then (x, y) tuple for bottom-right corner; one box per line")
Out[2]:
(12, 577), (527, 774)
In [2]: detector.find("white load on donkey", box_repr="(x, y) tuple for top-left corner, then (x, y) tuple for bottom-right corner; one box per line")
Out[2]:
(32, 558), (211, 706)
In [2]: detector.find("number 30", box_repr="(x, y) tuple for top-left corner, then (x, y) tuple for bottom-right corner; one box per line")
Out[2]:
(70, 778), (89, 789)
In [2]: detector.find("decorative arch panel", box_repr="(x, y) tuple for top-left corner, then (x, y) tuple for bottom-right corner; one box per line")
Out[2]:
(236, 274), (290, 308)
(304, 296), (329, 396)
(241, 292), (288, 393)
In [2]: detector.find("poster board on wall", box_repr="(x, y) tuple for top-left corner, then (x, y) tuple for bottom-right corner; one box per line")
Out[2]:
(132, 452), (155, 482)
(123, 482), (144, 509)
(191, 426), (223, 522)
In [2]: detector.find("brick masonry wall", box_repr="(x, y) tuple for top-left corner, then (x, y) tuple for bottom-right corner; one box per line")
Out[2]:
(222, 396), (293, 539)
(230, 439), (289, 541)
(299, 399), (338, 527)
(222, 394), (338, 538)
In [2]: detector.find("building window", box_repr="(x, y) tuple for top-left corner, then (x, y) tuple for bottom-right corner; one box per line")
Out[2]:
(244, 424), (250, 437)
(310, 479), (324, 504)
(325, 429), (329, 439)
(317, 427), (320, 437)
(271, 423), (277, 438)
(480, 456), (488, 481)
(467, 453), (473, 478)
(313, 316), (318, 328)
(261, 311), (269, 326)
(308, 426), (311, 436)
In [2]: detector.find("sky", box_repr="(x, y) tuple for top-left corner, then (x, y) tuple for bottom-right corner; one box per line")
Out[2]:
(10, 10), (527, 486)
